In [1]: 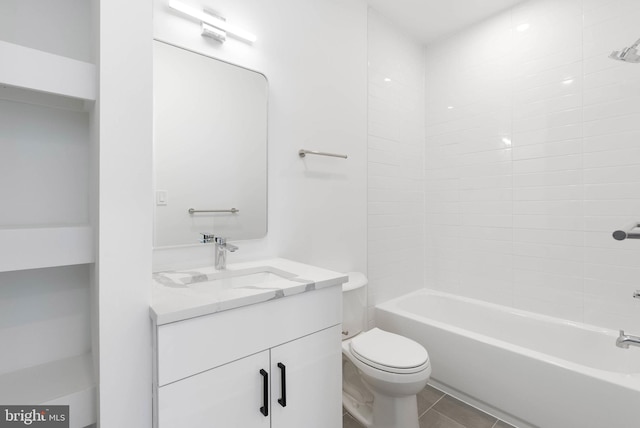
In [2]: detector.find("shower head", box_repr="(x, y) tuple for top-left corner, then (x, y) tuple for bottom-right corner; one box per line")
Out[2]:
(610, 38), (640, 63)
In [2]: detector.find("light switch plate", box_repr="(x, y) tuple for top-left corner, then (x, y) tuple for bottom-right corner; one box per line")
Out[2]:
(156, 190), (168, 206)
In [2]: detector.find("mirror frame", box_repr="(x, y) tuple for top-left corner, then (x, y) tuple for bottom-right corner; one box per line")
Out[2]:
(152, 39), (269, 249)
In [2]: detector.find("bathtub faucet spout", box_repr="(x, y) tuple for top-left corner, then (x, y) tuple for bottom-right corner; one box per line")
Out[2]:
(616, 330), (640, 349)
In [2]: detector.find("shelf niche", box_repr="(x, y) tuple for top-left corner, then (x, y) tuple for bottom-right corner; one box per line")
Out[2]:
(0, 353), (96, 428)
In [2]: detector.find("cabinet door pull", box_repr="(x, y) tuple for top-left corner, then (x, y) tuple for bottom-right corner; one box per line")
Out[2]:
(259, 369), (269, 416)
(277, 362), (287, 407)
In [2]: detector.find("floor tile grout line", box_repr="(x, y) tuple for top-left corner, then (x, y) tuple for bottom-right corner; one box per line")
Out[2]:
(346, 387), (513, 428)
(418, 391), (447, 418)
(430, 408), (469, 428)
(427, 391), (502, 428)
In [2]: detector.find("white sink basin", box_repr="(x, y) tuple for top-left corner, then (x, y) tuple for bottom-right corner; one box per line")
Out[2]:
(153, 265), (301, 293)
(189, 270), (292, 291)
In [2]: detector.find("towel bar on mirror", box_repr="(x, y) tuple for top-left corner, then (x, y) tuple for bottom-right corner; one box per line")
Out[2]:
(188, 208), (239, 214)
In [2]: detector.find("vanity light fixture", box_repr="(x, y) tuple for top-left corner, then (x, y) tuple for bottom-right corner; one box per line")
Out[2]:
(202, 20), (227, 42)
(168, 0), (257, 43)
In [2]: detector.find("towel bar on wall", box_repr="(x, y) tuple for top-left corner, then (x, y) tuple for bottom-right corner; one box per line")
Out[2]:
(188, 208), (239, 214)
(612, 223), (640, 240)
(298, 149), (347, 159)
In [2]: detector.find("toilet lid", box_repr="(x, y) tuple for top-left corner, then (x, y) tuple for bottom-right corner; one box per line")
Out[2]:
(350, 328), (429, 374)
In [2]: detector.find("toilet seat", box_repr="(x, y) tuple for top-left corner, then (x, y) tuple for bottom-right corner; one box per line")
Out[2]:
(350, 328), (430, 374)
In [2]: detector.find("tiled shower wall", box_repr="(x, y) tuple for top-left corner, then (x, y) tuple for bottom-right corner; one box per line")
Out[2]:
(367, 9), (425, 327)
(424, 0), (640, 330)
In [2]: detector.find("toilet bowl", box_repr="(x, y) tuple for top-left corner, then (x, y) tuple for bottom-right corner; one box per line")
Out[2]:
(341, 273), (431, 428)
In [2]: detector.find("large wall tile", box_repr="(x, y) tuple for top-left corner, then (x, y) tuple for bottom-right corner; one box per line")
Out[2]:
(424, 0), (640, 330)
(367, 8), (425, 328)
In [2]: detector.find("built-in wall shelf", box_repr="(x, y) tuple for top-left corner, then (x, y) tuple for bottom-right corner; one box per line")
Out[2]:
(0, 85), (88, 111)
(0, 226), (94, 272)
(0, 353), (96, 428)
(0, 41), (96, 102)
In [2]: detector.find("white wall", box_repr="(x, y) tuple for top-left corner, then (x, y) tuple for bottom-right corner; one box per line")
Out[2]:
(0, 0), (92, 62)
(97, 0), (153, 426)
(366, 9), (425, 328)
(424, 0), (640, 330)
(152, 0), (368, 275)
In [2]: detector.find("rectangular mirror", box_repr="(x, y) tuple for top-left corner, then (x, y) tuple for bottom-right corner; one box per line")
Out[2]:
(153, 40), (268, 247)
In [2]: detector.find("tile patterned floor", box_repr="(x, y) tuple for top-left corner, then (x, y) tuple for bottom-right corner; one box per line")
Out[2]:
(343, 384), (517, 428)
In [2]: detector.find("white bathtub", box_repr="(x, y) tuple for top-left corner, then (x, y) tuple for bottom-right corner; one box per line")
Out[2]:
(375, 289), (640, 428)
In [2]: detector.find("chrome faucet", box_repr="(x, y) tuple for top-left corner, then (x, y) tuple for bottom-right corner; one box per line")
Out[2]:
(616, 291), (640, 349)
(616, 330), (640, 349)
(214, 236), (238, 270)
(200, 233), (215, 244)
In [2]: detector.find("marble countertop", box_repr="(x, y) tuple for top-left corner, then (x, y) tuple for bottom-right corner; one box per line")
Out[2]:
(151, 258), (348, 325)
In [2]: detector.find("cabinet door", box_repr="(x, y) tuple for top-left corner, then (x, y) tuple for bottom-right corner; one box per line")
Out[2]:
(157, 350), (271, 428)
(270, 325), (342, 428)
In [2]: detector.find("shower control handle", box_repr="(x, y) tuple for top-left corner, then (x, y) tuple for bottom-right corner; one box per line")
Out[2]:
(612, 222), (640, 240)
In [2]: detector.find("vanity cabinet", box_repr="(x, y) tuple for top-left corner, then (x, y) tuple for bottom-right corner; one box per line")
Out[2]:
(158, 350), (270, 427)
(152, 285), (342, 428)
(270, 325), (341, 428)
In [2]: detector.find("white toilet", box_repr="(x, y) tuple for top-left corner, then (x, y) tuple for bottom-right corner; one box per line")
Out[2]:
(342, 272), (431, 428)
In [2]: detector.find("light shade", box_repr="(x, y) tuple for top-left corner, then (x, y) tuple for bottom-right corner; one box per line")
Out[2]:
(168, 0), (257, 43)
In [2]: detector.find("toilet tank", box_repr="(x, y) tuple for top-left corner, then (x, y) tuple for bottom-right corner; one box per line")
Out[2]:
(342, 272), (367, 340)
